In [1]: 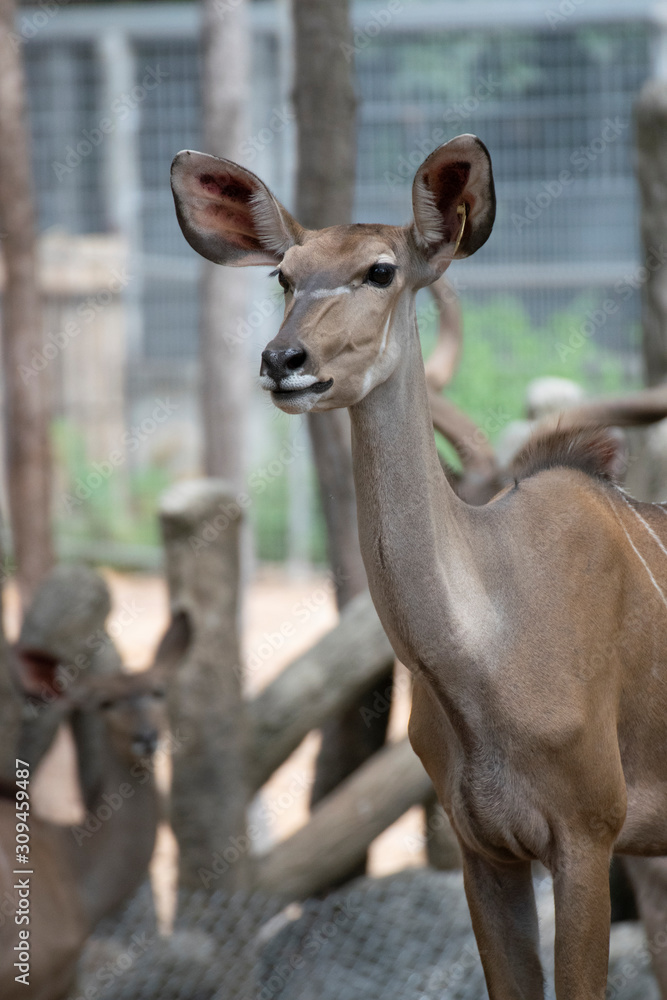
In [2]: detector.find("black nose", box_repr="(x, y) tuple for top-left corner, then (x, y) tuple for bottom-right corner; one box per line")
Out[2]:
(261, 347), (308, 381)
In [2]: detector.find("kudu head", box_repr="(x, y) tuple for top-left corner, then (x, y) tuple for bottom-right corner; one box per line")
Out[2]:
(68, 670), (167, 764)
(12, 610), (190, 765)
(171, 134), (496, 413)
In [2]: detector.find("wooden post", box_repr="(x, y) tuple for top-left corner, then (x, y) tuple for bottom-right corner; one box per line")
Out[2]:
(254, 738), (433, 899)
(247, 590), (395, 791)
(635, 80), (667, 386)
(200, 0), (250, 489)
(0, 0), (54, 607)
(16, 565), (124, 798)
(160, 479), (249, 892)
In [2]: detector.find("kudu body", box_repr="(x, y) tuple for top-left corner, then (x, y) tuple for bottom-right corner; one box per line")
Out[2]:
(172, 135), (667, 999)
(0, 616), (189, 1000)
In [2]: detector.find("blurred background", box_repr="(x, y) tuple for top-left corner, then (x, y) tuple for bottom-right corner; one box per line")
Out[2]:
(3, 1), (667, 997)
(3, 0), (654, 570)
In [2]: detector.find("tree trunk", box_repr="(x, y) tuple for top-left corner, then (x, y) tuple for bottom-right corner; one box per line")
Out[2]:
(200, 0), (250, 488)
(292, 0), (394, 883)
(0, 0), (54, 607)
(636, 80), (667, 387)
(160, 480), (249, 893)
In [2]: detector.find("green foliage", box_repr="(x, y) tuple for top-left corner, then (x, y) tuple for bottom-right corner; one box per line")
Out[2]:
(52, 419), (170, 550)
(248, 412), (328, 564)
(418, 293), (640, 470)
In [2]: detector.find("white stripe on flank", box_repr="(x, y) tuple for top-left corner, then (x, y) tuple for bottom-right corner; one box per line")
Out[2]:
(619, 493), (667, 560)
(606, 497), (667, 610)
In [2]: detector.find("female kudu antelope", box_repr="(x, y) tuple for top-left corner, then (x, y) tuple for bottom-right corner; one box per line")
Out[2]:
(171, 135), (667, 999)
(0, 614), (190, 1000)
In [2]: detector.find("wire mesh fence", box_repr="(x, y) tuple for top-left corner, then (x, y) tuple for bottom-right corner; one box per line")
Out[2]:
(79, 869), (657, 1000)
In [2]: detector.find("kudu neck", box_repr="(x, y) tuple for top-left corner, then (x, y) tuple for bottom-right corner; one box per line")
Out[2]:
(68, 726), (159, 929)
(349, 296), (491, 672)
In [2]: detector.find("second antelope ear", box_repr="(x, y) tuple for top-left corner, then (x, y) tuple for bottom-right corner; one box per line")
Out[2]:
(152, 609), (192, 675)
(11, 647), (63, 700)
(411, 134), (496, 274)
(171, 151), (303, 266)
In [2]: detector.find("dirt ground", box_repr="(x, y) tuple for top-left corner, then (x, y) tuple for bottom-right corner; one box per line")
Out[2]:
(3, 567), (427, 916)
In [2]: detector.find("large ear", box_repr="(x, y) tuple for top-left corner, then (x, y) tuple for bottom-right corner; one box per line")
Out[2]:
(11, 647), (64, 700)
(152, 609), (192, 675)
(411, 134), (495, 273)
(171, 150), (303, 266)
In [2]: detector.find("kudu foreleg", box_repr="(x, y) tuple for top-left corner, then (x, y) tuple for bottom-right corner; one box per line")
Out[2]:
(461, 847), (545, 999)
(552, 841), (613, 1000)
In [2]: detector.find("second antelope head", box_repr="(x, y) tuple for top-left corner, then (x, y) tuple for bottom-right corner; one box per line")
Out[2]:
(171, 134), (495, 412)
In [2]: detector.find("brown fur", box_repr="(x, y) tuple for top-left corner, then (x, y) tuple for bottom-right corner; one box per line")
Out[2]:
(511, 425), (623, 486)
(172, 133), (667, 999)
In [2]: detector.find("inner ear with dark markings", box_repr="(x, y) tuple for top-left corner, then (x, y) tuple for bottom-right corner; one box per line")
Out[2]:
(171, 150), (303, 267)
(11, 648), (63, 700)
(411, 134), (496, 274)
(153, 609), (193, 675)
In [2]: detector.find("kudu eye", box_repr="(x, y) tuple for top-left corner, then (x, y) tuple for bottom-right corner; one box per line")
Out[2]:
(277, 270), (290, 293)
(366, 263), (395, 287)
